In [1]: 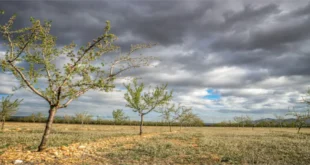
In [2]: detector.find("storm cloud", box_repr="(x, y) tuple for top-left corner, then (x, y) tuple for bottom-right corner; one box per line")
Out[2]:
(1, 0), (310, 122)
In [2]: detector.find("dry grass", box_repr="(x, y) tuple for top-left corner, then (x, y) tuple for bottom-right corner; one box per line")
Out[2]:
(1, 123), (310, 164)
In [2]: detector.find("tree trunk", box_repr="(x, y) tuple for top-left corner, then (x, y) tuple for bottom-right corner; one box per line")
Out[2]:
(140, 114), (144, 135)
(169, 122), (172, 132)
(38, 106), (57, 151)
(297, 126), (301, 134)
(1, 117), (5, 130)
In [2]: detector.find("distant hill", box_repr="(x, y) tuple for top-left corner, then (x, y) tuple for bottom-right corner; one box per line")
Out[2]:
(207, 118), (310, 126)
(254, 118), (310, 124)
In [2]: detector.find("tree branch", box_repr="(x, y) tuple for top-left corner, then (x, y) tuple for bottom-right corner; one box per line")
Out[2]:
(8, 62), (51, 104)
(109, 57), (147, 77)
(59, 88), (90, 108)
(41, 51), (52, 86)
(8, 31), (35, 63)
(59, 36), (106, 89)
(56, 87), (61, 105)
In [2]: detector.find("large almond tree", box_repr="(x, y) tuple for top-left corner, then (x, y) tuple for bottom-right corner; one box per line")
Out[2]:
(0, 14), (154, 151)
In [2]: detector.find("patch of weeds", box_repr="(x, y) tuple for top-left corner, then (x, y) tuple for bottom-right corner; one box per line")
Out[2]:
(0, 143), (10, 149)
(25, 145), (38, 150)
(161, 132), (193, 141)
(133, 141), (175, 158)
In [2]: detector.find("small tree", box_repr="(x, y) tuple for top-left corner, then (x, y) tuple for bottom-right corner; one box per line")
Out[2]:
(63, 114), (72, 124)
(85, 115), (93, 124)
(286, 107), (310, 133)
(30, 112), (45, 123)
(75, 112), (92, 125)
(187, 113), (204, 127)
(158, 103), (179, 132)
(0, 95), (23, 130)
(0, 14), (154, 151)
(124, 79), (172, 135)
(243, 115), (252, 127)
(233, 115), (251, 127)
(30, 113), (36, 123)
(175, 106), (192, 130)
(112, 109), (128, 125)
(54, 116), (62, 123)
(261, 119), (274, 127)
(233, 116), (243, 127)
(274, 114), (284, 128)
(36, 112), (45, 123)
(242, 115), (257, 130)
(250, 119), (258, 130)
(96, 116), (103, 125)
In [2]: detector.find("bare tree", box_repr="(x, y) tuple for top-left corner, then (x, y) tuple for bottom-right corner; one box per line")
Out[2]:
(0, 13), (155, 151)
(234, 115), (251, 127)
(233, 116), (243, 127)
(0, 95), (23, 130)
(274, 114), (285, 128)
(124, 79), (172, 135)
(243, 115), (252, 127)
(242, 115), (257, 130)
(286, 107), (310, 133)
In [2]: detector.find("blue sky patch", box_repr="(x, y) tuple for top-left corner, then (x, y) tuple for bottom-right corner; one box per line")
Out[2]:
(203, 89), (221, 100)
(0, 94), (9, 99)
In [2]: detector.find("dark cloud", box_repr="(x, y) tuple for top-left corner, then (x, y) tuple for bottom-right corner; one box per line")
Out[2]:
(0, 1), (214, 47)
(210, 2), (310, 53)
(1, 0), (310, 121)
(291, 2), (310, 16)
(222, 3), (280, 31)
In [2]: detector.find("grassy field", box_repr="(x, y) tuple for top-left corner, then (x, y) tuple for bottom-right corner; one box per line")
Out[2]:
(0, 123), (310, 164)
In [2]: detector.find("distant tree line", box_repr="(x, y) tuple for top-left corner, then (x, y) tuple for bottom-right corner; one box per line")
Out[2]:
(213, 110), (310, 133)
(214, 118), (310, 128)
(6, 112), (205, 127)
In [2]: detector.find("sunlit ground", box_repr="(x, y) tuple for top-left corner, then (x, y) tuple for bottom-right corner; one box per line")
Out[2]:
(1, 122), (310, 164)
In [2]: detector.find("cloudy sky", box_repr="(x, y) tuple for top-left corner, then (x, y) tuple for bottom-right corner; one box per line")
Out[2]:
(1, 0), (310, 122)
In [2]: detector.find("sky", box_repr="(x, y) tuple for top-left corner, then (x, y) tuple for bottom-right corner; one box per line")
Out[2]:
(1, 0), (310, 122)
